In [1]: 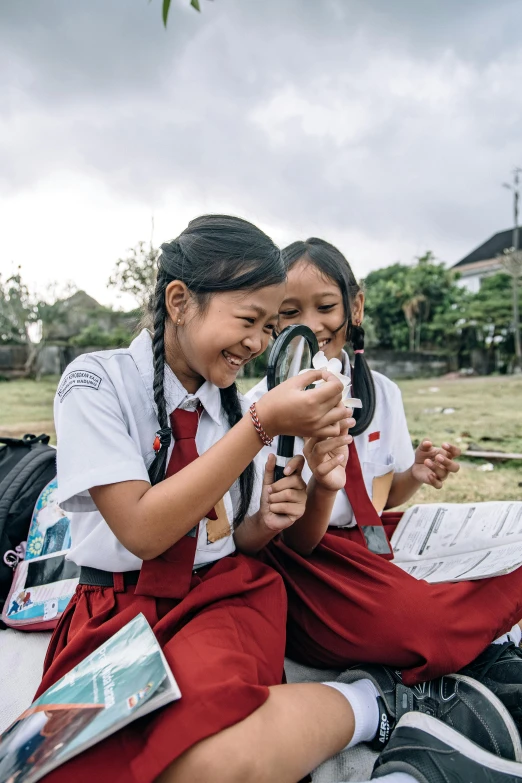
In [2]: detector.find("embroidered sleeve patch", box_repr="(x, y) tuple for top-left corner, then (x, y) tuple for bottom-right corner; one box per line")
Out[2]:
(57, 370), (102, 401)
(368, 431), (381, 443)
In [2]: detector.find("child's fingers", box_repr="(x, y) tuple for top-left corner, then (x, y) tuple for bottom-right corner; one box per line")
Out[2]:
(313, 454), (346, 477)
(263, 453), (276, 486)
(434, 454), (460, 473)
(268, 502), (305, 519)
(311, 434), (352, 457)
(417, 439), (433, 455)
(269, 487), (306, 505)
(434, 453), (460, 473)
(425, 459), (449, 480)
(290, 369), (329, 390)
(441, 443), (462, 458)
(303, 437), (318, 460)
(339, 416), (353, 436)
(319, 406), (352, 426)
(307, 382), (344, 412)
(282, 454), (305, 477)
(427, 473), (444, 489)
(271, 473), (307, 495)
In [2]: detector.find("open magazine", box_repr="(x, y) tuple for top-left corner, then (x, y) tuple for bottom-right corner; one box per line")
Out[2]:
(0, 613), (181, 783)
(391, 501), (522, 583)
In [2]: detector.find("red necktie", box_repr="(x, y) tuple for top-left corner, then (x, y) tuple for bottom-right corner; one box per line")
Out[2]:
(344, 440), (393, 559)
(136, 407), (217, 599)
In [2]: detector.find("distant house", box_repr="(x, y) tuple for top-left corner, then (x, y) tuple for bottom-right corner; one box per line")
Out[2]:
(452, 227), (520, 292)
(42, 290), (137, 344)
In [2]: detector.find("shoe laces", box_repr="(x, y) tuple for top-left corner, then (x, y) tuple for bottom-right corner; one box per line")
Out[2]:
(472, 642), (522, 679)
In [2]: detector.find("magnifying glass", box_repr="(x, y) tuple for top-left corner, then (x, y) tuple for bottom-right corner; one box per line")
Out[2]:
(267, 324), (319, 481)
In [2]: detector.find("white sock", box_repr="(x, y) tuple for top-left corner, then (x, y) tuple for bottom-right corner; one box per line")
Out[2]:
(493, 623), (522, 646)
(323, 678), (380, 748)
(358, 774), (419, 783)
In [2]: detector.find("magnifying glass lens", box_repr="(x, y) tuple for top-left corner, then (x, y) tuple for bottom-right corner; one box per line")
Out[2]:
(274, 336), (313, 386)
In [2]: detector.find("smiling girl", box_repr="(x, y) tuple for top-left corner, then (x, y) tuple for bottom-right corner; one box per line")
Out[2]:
(247, 237), (522, 721)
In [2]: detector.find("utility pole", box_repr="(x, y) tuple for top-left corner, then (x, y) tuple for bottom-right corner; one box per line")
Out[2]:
(502, 167), (522, 372)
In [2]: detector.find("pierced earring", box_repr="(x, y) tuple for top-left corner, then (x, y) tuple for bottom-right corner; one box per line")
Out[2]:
(176, 318), (181, 326)
(354, 318), (362, 327)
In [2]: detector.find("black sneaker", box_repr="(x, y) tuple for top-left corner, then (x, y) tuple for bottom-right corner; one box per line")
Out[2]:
(372, 712), (522, 782)
(460, 642), (522, 730)
(339, 663), (522, 760)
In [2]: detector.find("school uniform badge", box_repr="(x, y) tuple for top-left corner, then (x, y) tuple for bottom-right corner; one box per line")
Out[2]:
(57, 369), (102, 401)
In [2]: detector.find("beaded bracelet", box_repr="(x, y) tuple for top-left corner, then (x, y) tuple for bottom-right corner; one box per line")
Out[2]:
(249, 402), (273, 446)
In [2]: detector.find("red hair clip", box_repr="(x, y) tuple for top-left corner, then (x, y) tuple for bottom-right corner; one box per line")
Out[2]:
(153, 427), (172, 452)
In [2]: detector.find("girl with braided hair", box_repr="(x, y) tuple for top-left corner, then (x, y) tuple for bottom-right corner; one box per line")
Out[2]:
(33, 214), (395, 783)
(247, 238), (522, 706)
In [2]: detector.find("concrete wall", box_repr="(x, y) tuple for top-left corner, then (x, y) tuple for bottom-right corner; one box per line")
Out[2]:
(0, 345), (28, 378)
(0, 344), (128, 379)
(365, 349), (452, 380)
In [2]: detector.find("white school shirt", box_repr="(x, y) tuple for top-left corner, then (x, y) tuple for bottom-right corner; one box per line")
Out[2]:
(246, 351), (415, 528)
(54, 329), (263, 572)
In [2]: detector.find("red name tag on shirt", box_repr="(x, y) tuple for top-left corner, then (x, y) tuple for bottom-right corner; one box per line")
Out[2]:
(368, 431), (380, 443)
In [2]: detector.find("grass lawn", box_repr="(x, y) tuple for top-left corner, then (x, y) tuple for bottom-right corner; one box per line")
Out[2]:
(1, 373), (521, 505)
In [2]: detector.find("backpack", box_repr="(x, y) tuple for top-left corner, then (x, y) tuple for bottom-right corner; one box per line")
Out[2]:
(0, 434), (57, 613)
(2, 477), (80, 631)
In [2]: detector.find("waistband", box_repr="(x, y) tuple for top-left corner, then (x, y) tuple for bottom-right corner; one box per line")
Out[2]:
(79, 562), (213, 588)
(79, 567), (140, 587)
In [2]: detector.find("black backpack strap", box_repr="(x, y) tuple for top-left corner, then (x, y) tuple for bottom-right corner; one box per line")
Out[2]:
(0, 434), (50, 448)
(0, 447), (57, 533)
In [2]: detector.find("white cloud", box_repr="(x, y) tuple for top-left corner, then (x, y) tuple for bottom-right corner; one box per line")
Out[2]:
(1, 0), (522, 306)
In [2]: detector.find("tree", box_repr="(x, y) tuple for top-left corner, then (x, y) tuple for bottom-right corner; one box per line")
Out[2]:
(402, 293), (427, 351)
(500, 247), (522, 371)
(0, 268), (36, 344)
(108, 241), (159, 310)
(452, 272), (522, 371)
(361, 263), (410, 350)
(363, 252), (466, 352)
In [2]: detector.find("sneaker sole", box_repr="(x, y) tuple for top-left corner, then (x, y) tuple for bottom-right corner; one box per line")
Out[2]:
(450, 673), (522, 762)
(391, 712), (522, 778)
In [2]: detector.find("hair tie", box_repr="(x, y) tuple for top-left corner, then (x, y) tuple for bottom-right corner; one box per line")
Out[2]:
(354, 349), (364, 355)
(153, 427), (172, 452)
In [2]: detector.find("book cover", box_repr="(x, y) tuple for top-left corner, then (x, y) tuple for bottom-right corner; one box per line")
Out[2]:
(0, 613), (181, 783)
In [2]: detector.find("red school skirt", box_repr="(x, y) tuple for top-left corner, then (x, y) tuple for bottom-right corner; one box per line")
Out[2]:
(262, 513), (522, 686)
(35, 553), (287, 783)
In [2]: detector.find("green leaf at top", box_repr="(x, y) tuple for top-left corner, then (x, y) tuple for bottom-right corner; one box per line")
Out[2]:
(162, 0), (171, 26)
(191, 0), (201, 11)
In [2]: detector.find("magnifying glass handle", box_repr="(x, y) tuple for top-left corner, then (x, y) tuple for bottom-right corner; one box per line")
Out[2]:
(274, 465), (286, 483)
(274, 434), (295, 483)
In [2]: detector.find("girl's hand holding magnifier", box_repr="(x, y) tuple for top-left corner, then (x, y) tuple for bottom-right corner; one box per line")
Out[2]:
(256, 369), (350, 441)
(303, 409), (353, 493)
(257, 453), (307, 533)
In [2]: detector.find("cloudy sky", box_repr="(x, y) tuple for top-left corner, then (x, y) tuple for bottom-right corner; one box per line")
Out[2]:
(1, 0), (521, 307)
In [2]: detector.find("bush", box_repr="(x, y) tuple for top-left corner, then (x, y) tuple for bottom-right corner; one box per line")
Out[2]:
(69, 325), (133, 348)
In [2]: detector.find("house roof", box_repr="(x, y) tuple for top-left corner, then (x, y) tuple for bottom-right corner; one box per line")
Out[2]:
(453, 227), (521, 269)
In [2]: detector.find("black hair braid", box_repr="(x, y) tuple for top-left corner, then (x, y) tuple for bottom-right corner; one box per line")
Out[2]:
(148, 271), (172, 485)
(146, 214), (285, 520)
(219, 385), (254, 527)
(349, 324), (376, 436)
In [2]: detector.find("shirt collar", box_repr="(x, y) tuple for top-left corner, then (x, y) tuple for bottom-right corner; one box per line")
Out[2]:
(128, 329), (223, 426)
